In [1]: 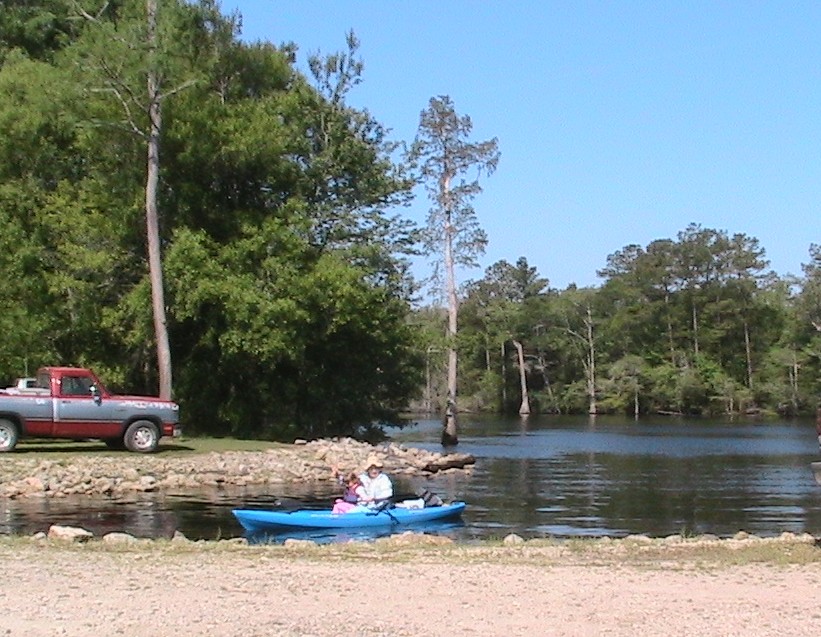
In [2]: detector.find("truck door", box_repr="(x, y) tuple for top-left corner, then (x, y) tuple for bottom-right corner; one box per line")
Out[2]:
(53, 374), (120, 438)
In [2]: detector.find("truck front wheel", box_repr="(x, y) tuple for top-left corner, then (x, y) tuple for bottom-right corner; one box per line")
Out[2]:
(0, 418), (19, 452)
(123, 420), (160, 453)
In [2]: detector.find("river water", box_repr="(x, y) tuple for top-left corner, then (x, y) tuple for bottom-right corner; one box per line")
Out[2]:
(2, 415), (821, 543)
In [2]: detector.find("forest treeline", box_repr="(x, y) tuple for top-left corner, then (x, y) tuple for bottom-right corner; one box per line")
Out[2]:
(1, 2), (820, 442)
(428, 232), (821, 420)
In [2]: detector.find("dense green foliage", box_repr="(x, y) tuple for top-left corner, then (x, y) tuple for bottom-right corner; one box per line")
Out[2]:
(415, 229), (821, 418)
(2, 2), (819, 440)
(0, 0), (421, 438)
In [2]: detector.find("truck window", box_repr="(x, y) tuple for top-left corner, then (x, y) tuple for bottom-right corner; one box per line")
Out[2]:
(61, 376), (94, 397)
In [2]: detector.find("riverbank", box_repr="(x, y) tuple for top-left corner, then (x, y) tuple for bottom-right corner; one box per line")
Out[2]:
(5, 437), (821, 635)
(3, 533), (821, 637)
(0, 437), (475, 499)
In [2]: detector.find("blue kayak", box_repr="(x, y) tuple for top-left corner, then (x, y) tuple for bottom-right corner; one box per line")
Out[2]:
(233, 501), (466, 532)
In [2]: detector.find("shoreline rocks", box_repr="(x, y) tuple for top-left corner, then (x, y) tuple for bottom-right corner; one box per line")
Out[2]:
(0, 437), (475, 500)
(22, 524), (820, 551)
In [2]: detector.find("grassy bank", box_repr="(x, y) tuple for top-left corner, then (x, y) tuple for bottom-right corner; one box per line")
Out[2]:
(13, 436), (286, 457)
(3, 533), (821, 569)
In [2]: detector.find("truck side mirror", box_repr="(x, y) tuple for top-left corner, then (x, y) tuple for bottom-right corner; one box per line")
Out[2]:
(90, 384), (102, 405)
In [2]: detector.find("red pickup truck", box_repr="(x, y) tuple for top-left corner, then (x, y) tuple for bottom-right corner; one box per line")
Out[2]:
(0, 367), (180, 453)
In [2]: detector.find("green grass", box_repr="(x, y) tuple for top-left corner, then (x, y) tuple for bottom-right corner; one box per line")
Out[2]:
(2, 534), (820, 569)
(160, 436), (287, 453)
(13, 436), (287, 457)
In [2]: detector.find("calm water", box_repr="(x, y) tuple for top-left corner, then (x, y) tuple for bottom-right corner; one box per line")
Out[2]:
(2, 415), (821, 543)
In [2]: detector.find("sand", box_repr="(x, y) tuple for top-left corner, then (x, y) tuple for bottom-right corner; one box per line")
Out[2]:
(2, 536), (820, 637)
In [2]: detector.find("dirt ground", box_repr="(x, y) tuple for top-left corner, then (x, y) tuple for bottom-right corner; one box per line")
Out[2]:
(2, 538), (821, 637)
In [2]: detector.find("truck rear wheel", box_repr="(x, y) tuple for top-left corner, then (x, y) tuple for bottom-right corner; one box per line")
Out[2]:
(123, 420), (160, 453)
(0, 418), (19, 452)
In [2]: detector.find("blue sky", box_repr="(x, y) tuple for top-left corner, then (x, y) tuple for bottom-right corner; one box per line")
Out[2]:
(226, 1), (821, 290)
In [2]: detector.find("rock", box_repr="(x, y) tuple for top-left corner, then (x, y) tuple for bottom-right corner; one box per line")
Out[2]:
(0, 438), (476, 501)
(103, 532), (139, 544)
(138, 476), (157, 491)
(93, 477), (114, 495)
(218, 537), (248, 546)
(122, 468), (140, 481)
(48, 525), (93, 542)
(376, 531), (454, 547)
(503, 533), (525, 545)
(171, 530), (190, 544)
(283, 538), (316, 548)
(23, 476), (45, 493)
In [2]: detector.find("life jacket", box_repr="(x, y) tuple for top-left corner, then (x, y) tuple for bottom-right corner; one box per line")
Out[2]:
(343, 485), (359, 504)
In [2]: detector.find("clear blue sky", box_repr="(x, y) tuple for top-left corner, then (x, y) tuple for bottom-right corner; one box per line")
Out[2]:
(226, 0), (821, 290)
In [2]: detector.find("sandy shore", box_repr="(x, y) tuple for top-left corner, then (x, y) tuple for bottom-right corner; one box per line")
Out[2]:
(3, 535), (821, 637)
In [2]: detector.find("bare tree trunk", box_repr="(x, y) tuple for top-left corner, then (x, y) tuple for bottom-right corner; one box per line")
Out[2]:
(412, 97), (498, 446)
(146, 0), (172, 400)
(586, 305), (597, 415)
(512, 340), (530, 415)
(425, 348), (432, 414)
(442, 186), (458, 446)
(500, 341), (507, 407)
(564, 306), (597, 415)
(744, 319), (753, 389)
(665, 292), (675, 364)
(537, 354), (557, 411)
(75, 0), (175, 399)
(691, 302), (699, 356)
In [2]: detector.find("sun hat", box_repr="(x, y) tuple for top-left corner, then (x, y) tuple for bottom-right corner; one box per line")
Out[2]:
(366, 455), (384, 469)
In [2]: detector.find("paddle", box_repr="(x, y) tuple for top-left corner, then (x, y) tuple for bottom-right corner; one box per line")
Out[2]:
(368, 498), (400, 524)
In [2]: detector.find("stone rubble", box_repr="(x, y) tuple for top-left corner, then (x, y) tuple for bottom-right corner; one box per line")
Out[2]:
(24, 524), (821, 551)
(0, 437), (475, 500)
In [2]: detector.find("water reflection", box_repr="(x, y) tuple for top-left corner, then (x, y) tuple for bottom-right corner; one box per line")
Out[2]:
(2, 415), (820, 542)
(245, 519), (466, 545)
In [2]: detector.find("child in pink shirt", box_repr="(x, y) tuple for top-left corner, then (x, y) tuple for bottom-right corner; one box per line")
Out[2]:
(332, 472), (368, 514)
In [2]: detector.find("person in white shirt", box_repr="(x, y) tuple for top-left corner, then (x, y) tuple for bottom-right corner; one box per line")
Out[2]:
(358, 455), (393, 503)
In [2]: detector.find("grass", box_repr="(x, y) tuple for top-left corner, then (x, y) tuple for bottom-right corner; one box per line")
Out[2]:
(6, 524), (821, 568)
(13, 436), (286, 457)
(2, 533), (820, 569)
(158, 436), (288, 454)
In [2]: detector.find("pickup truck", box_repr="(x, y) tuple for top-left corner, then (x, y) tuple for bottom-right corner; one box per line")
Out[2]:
(0, 367), (180, 453)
